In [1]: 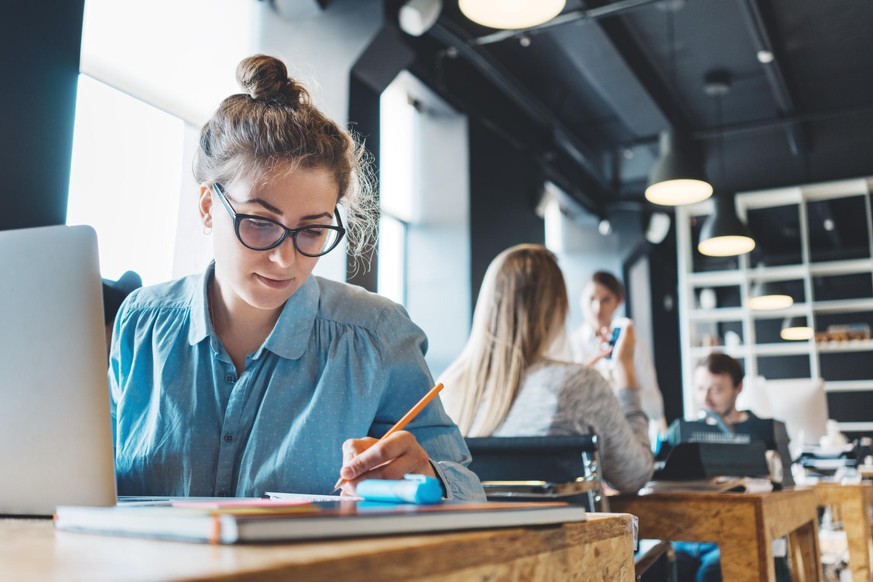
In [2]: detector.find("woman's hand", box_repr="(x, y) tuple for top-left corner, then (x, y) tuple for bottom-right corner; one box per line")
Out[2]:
(612, 321), (639, 389)
(338, 431), (438, 496)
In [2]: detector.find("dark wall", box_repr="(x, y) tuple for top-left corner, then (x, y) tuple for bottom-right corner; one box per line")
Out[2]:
(469, 121), (545, 310)
(1, 0), (86, 231)
(644, 222), (684, 423)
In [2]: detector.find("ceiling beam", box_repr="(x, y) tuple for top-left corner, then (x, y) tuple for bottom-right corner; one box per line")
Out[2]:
(736, 0), (805, 157)
(428, 18), (610, 208)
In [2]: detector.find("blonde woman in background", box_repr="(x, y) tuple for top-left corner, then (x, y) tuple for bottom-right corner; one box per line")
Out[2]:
(440, 244), (653, 493)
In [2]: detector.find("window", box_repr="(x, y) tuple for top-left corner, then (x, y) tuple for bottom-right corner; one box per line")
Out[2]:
(67, 76), (184, 284)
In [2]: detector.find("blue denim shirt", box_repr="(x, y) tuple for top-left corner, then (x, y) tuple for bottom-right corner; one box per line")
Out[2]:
(109, 264), (484, 501)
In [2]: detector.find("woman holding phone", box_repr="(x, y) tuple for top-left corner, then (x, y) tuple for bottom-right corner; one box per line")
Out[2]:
(439, 245), (653, 493)
(569, 271), (667, 441)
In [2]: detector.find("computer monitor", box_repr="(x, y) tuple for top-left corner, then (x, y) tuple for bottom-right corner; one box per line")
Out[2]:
(0, 224), (117, 516)
(761, 378), (829, 447)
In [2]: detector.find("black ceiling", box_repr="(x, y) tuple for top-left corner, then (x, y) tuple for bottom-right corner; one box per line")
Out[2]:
(389, 0), (873, 216)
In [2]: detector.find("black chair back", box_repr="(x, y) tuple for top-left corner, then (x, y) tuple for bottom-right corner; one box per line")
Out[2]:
(465, 435), (606, 511)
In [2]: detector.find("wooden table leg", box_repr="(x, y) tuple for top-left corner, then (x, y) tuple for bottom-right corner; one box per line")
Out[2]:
(786, 520), (822, 582)
(841, 489), (873, 582)
(718, 535), (776, 581)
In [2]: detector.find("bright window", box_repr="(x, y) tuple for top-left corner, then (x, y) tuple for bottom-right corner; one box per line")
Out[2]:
(67, 75), (184, 285)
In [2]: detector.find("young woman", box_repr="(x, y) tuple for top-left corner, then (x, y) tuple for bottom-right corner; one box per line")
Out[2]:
(109, 55), (483, 501)
(440, 245), (653, 493)
(569, 271), (667, 440)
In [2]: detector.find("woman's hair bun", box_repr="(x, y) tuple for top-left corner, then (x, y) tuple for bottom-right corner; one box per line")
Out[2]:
(236, 54), (305, 104)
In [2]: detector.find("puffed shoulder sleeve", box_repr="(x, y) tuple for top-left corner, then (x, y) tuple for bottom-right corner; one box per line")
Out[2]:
(371, 302), (485, 502)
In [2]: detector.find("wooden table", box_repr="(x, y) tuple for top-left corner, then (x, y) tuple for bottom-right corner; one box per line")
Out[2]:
(0, 513), (636, 581)
(814, 481), (873, 582)
(610, 488), (822, 582)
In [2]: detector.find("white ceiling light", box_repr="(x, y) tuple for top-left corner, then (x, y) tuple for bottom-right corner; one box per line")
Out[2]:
(459, 0), (566, 30)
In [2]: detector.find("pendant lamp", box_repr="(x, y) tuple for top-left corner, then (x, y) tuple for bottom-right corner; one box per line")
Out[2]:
(644, 8), (712, 206)
(698, 192), (756, 257)
(780, 316), (813, 341)
(459, 0), (566, 30)
(748, 278), (793, 310)
(645, 130), (713, 206)
(697, 70), (755, 257)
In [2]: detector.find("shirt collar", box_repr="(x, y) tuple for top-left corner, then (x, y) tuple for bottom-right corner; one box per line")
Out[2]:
(187, 263), (320, 360)
(187, 263), (214, 346)
(260, 275), (319, 361)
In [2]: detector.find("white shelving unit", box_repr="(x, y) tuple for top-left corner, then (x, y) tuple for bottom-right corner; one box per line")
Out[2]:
(676, 178), (873, 434)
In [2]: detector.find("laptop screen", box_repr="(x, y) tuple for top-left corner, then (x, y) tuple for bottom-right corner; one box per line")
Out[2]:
(0, 224), (117, 516)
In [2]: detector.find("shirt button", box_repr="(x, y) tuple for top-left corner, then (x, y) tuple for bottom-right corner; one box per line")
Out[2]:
(224, 433), (233, 443)
(225, 374), (236, 383)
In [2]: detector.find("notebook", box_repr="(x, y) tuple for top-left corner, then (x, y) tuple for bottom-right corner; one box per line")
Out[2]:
(0, 224), (117, 516)
(54, 499), (586, 544)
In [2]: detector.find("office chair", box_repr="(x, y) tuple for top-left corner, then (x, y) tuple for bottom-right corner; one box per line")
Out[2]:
(465, 435), (606, 511)
(465, 435), (675, 582)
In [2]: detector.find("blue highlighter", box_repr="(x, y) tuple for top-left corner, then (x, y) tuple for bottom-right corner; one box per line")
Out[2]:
(356, 474), (443, 505)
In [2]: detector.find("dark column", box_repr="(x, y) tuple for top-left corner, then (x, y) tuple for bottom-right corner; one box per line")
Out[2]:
(1, 0), (86, 231)
(468, 121), (545, 311)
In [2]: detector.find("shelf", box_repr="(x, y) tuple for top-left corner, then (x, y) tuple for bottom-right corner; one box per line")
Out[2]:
(749, 304), (810, 319)
(808, 258), (873, 277)
(688, 307), (746, 322)
(815, 339), (873, 353)
(687, 270), (743, 287)
(752, 342), (814, 357)
(811, 298), (873, 314)
(824, 380), (873, 392)
(689, 346), (748, 360)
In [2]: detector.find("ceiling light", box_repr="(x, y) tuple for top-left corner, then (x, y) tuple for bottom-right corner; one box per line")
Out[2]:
(780, 316), (813, 341)
(645, 212), (672, 245)
(698, 193), (756, 256)
(459, 0), (565, 30)
(748, 279), (793, 310)
(399, 0), (443, 37)
(645, 130), (713, 206)
(756, 50), (774, 64)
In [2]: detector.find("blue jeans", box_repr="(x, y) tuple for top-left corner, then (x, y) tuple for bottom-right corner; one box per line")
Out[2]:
(674, 542), (722, 582)
(674, 541), (793, 582)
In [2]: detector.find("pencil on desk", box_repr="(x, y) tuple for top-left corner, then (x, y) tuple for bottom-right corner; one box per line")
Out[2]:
(333, 382), (445, 491)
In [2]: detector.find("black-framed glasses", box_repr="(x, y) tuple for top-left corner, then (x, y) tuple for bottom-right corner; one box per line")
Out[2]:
(212, 183), (345, 257)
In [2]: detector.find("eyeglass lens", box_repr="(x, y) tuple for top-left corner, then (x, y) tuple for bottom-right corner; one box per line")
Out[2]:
(238, 217), (339, 255)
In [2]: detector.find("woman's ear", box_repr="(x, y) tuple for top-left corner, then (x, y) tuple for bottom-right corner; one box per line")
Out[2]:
(198, 184), (213, 228)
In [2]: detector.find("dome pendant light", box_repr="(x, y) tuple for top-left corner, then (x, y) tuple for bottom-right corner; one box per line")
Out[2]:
(748, 278), (793, 311)
(459, 0), (566, 30)
(698, 192), (756, 256)
(781, 316), (813, 341)
(697, 70), (755, 257)
(645, 130), (713, 205)
(644, 6), (712, 206)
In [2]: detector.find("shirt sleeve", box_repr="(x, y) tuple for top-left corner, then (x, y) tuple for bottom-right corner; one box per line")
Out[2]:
(558, 367), (654, 493)
(371, 302), (486, 502)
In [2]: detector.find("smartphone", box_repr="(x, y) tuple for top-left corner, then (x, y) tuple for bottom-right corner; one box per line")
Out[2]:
(605, 325), (621, 359)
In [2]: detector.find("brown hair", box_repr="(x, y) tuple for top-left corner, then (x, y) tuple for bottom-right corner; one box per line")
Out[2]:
(439, 244), (569, 436)
(194, 54), (376, 260)
(698, 352), (744, 387)
(591, 271), (625, 301)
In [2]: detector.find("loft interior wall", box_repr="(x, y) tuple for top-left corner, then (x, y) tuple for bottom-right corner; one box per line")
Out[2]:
(1, 1), (86, 231)
(254, 0), (383, 282)
(468, 121), (546, 313)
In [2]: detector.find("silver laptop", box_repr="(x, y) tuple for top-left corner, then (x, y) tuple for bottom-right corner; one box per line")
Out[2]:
(0, 224), (117, 516)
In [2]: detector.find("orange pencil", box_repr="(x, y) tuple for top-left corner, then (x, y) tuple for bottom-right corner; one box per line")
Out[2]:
(333, 382), (445, 491)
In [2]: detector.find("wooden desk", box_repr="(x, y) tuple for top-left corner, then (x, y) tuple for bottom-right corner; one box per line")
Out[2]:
(610, 488), (822, 582)
(0, 513), (635, 581)
(814, 482), (873, 582)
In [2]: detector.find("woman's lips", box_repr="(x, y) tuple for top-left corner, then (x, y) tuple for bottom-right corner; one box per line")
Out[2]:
(256, 274), (293, 289)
